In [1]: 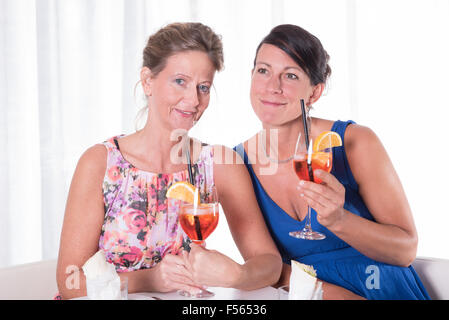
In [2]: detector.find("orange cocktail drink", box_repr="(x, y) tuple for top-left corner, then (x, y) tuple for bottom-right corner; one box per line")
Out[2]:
(293, 151), (332, 184)
(179, 203), (219, 244)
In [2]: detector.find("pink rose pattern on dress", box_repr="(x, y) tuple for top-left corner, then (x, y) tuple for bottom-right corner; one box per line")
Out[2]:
(99, 136), (214, 273)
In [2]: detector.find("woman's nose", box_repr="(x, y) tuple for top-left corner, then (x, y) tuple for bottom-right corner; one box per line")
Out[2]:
(267, 75), (283, 94)
(185, 87), (200, 107)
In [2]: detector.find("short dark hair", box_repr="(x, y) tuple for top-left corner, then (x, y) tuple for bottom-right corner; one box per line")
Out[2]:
(254, 24), (331, 86)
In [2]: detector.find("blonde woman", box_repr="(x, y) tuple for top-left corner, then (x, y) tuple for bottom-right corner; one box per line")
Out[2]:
(56, 22), (281, 299)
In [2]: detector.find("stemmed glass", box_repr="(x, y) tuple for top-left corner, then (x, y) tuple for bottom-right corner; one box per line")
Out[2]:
(178, 161), (219, 298)
(289, 131), (332, 240)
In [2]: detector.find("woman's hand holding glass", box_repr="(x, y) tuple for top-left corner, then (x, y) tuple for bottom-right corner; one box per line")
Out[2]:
(296, 168), (346, 230)
(183, 242), (242, 289)
(151, 252), (203, 295)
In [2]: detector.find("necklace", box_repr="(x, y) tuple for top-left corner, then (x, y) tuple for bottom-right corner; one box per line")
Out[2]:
(261, 132), (295, 164)
(260, 114), (312, 164)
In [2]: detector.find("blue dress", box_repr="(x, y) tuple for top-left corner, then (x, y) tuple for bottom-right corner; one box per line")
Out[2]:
(234, 120), (430, 300)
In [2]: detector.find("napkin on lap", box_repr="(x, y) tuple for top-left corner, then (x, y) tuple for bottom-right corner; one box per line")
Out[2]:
(311, 280), (323, 300)
(82, 249), (121, 300)
(289, 260), (323, 300)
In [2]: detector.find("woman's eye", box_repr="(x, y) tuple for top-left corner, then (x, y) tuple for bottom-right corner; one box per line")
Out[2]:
(286, 73), (298, 80)
(198, 84), (210, 94)
(175, 78), (185, 85)
(257, 68), (268, 74)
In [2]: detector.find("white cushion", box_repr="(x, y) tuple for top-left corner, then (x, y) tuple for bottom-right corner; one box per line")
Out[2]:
(412, 256), (449, 300)
(0, 259), (57, 300)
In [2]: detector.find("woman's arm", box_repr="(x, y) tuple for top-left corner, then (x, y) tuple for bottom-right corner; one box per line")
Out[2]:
(56, 145), (199, 299)
(185, 146), (282, 290)
(56, 144), (106, 299)
(336, 124), (418, 266)
(298, 124), (418, 267)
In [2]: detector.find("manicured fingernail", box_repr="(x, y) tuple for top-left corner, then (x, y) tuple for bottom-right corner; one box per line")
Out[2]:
(299, 180), (305, 186)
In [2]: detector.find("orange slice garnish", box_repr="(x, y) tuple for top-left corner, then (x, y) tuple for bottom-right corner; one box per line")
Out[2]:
(313, 131), (342, 152)
(166, 181), (200, 204)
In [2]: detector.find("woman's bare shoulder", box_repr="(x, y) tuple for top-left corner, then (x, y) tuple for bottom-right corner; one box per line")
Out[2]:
(75, 143), (108, 178)
(344, 123), (381, 150)
(344, 123), (392, 185)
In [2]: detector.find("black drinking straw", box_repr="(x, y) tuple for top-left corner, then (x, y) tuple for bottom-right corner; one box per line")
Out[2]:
(185, 142), (194, 185)
(194, 217), (203, 241)
(300, 99), (314, 182)
(185, 141), (203, 241)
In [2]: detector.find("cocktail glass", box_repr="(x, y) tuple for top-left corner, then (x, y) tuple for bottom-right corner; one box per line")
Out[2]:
(289, 132), (332, 240)
(178, 173), (219, 298)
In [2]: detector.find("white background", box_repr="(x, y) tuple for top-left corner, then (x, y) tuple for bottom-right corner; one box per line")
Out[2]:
(1, 0), (448, 268)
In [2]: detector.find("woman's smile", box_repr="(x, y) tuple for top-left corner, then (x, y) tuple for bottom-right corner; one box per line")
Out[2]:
(260, 99), (288, 108)
(173, 108), (196, 118)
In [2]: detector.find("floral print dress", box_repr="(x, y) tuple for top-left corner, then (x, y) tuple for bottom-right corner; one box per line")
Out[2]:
(99, 135), (214, 273)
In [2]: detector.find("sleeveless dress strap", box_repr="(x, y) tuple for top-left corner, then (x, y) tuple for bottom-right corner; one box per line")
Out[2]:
(234, 143), (249, 165)
(331, 120), (358, 192)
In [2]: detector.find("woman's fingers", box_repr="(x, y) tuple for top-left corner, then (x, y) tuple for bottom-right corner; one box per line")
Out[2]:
(295, 170), (346, 229)
(158, 253), (199, 291)
(169, 270), (199, 288)
(299, 188), (328, 210)
(185, 243), (207, 274)
(297, 180), (337, 205)
(297, 171), (345, 206)
(299, 186), (346, 228)
(185, 243), (223, 286)
(314, 169), (345, 193)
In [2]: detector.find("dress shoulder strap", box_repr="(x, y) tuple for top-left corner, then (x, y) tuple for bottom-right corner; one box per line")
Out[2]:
(234, 143), (250, 165)
(233, 143), (248, 164)
(331, 120), (355, 137)
(100, 135), (130, 172)
(102, 136), (119, 150)
(331, 120), (358, 191)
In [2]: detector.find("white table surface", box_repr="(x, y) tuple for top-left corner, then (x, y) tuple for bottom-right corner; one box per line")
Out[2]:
(75, 286), (279, 300)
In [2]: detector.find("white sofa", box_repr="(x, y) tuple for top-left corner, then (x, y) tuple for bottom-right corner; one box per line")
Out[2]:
(0, 259), (58, 300)
(411, 256), (449, 300)
(0, 257), (447, 299)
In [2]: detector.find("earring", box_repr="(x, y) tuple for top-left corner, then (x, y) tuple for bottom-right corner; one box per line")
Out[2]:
(306, 105), (312, 131)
